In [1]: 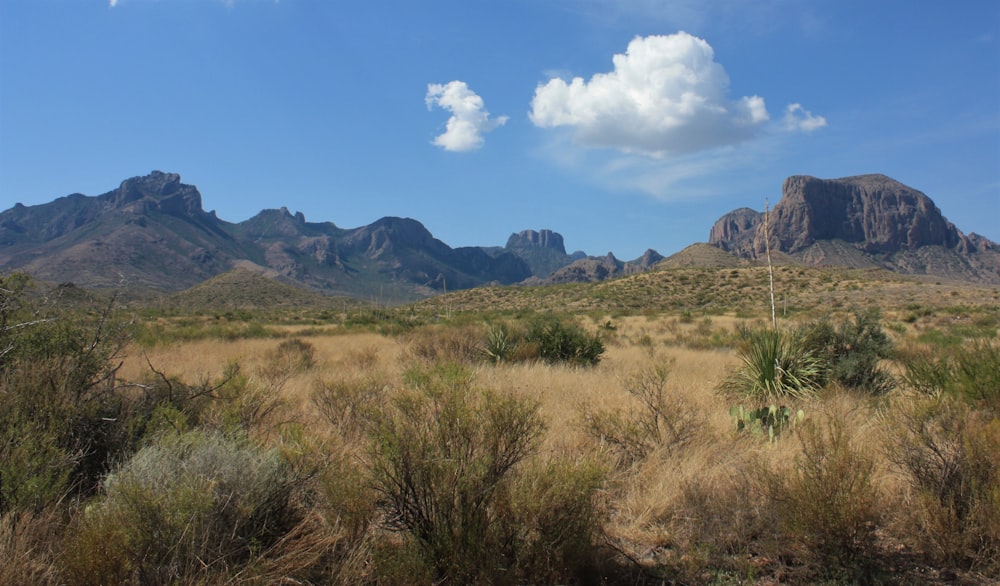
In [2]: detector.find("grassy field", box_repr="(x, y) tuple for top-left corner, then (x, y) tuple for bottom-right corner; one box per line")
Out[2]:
(3, 266), (999, 584)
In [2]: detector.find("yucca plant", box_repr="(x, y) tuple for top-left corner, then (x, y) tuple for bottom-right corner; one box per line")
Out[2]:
(481, 323), (518, 364)
(721, 328), (823, 402)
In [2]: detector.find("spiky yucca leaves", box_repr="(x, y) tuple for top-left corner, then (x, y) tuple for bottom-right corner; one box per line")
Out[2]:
(721, 328), (823, 402)
(482, 323), (518, 364)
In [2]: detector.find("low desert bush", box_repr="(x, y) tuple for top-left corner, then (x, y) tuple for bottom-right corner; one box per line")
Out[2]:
(889, 396), (1000, 571)
(312, 375), (388, 440)
(668, 463), (774, 579)
(62, 429), (305, 585)
(368, 363), (544, 583)
(403, 323), (484, 364)
(902, 338), (1000, 412)
(582, 362), (701, 466)
(524, 316), (605, 366)
(765, 417), (882, 581)
(368, 362), (607, 584)
(507, 454), (608, 583)
(0, 275), (133, 512)
(799, 308), (895, 395)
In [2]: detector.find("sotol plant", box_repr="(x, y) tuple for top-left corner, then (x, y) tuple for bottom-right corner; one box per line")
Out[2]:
(721, 327), (823, 403)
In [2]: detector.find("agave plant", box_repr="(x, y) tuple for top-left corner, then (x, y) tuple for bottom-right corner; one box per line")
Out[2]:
(722, 328), (824, 402)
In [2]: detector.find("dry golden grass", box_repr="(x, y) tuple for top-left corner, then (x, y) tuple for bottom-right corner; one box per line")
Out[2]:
(112, 305), (999, 584)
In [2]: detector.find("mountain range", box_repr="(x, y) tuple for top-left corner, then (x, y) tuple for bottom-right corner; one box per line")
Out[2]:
(1, 171), (997, 300)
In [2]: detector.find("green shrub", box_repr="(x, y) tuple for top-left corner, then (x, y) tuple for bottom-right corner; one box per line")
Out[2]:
(525, 316), (605, 366)
(368, 363), (545, 583)
(799, 309), (895, 395)
(0, 275), (134, 512)
(62, 430), (303, 584)
(720, 328), (823, 403)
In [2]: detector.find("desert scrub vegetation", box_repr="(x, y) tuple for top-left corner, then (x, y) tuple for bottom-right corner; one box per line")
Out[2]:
(367, 362), (607, 584)
(3, 270), (1000, 584)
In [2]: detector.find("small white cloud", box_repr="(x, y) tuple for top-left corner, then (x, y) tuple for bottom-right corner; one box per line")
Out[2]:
(530, 32), (771, 156)
(783, 103), (827, 132)
(425, 81), (508, 152)
(109, 0), (118, 6)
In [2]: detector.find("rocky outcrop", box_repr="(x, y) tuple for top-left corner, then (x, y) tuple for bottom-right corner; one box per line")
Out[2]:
(506, 229), (566, 254)
(709, 174), (1000, 283)
(490, 228), (584, 278)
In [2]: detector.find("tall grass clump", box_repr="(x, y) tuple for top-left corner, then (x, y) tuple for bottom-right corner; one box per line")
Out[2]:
(0, 509), (62, 586)
(62, 429), (305, 584)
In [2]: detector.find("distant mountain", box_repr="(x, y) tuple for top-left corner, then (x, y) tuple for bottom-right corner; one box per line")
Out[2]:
(0, 171), (531, 300)
(482, 229), (587, 278)
(538, 249), (665, 284)
(709, 174), (1000, 284)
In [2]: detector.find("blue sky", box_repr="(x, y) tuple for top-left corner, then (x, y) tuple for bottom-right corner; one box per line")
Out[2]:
(1, 0), (997, 259)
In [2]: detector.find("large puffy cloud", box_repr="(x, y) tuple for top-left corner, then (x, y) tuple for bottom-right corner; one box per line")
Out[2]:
(530, 32), (777, 156)
(425, 81), (508, 152)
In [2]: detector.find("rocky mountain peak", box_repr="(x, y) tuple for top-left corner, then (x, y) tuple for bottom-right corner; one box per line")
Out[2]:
(710, 174), (971, 258)
(107, 171), (203, 217)
(708, 174), (999, 283)
(505, 229), (566, 254)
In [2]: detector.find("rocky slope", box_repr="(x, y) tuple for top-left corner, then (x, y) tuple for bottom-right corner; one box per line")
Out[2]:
(709, 174), (1000, 283)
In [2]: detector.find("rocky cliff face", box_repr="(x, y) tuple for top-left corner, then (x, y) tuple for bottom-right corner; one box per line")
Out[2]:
(709, 174), (1000, 283)
(506, 229), (566, 254)
(491, 228), (584, 278)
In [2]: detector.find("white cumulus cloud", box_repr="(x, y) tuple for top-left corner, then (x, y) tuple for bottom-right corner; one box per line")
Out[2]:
(783, 103), (827, 131)
(425, 81), (508, 152)
(531, 32), (819, 157)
